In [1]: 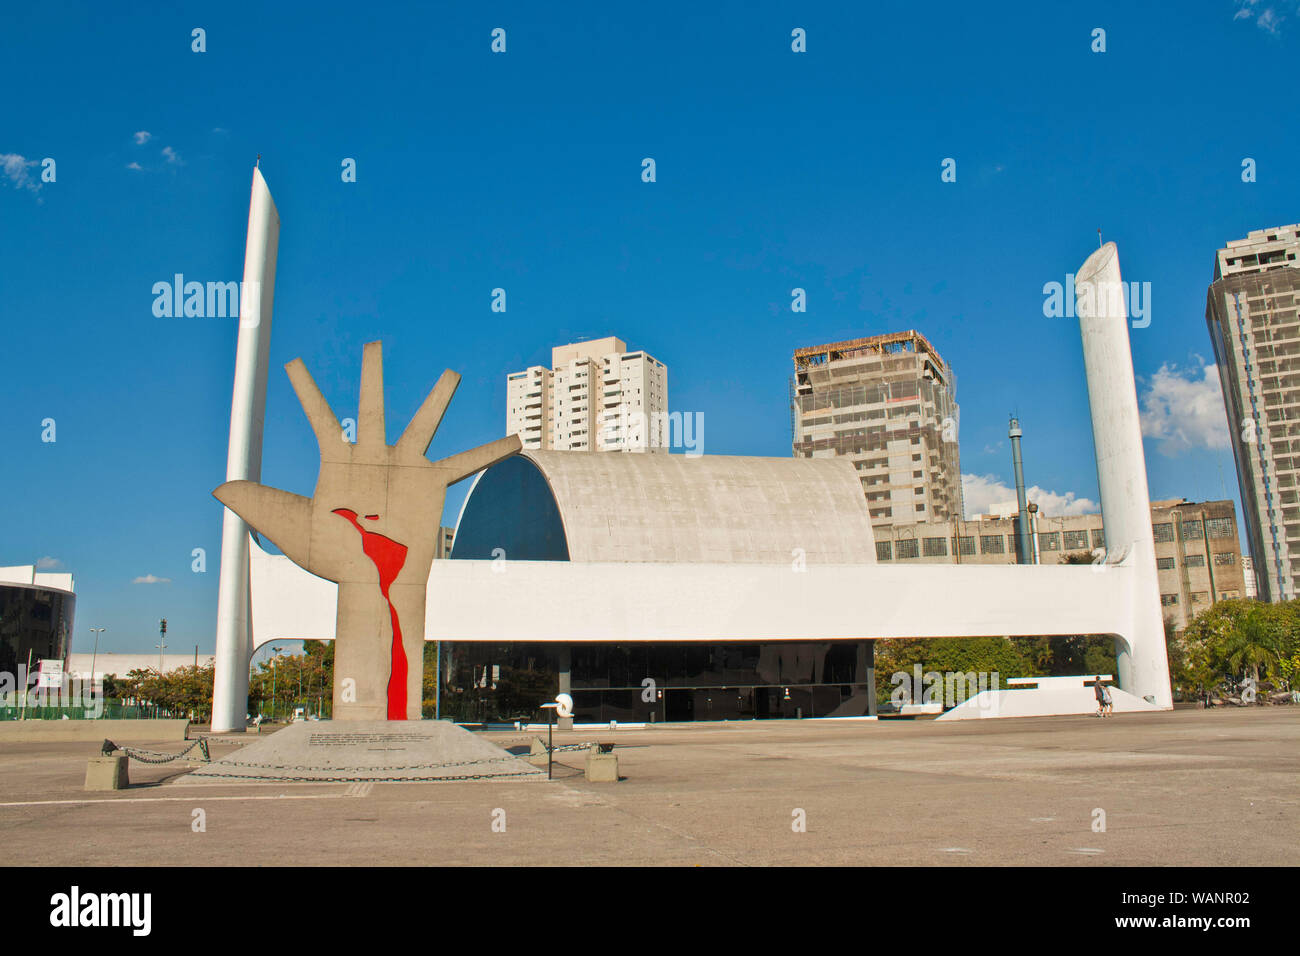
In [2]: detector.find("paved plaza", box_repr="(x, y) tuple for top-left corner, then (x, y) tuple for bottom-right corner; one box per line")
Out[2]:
(1, 708), (1296, 866)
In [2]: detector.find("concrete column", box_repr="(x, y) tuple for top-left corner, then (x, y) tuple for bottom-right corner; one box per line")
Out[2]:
(858, 640), (877, 716)
(557, 644), (573, 730)
(1075, 242), (1172, 708)
(211, 167), (279, 733)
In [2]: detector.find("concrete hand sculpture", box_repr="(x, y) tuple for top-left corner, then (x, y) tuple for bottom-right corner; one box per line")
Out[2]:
(213, 341), (520, 720)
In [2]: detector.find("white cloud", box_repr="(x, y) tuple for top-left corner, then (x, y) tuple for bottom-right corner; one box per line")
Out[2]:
(132, 574), (172, 585)
(126, 161), (143, 171)
(962, 473), (1099, 518)
(1233, 1), (1298, 34)
(35, 556), (63, 570)
(161, 146), (182, 165)
(1139, 362), (1231, 456)
(133, 130), (152, 145)
(1, 153), (40, 192)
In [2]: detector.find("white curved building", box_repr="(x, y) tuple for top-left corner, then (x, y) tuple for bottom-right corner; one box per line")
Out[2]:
(452, 450), (877, 566)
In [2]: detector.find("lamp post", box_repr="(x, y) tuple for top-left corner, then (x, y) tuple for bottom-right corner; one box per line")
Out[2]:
(88, 627), (105, 707)
(271, 646), (282, 721)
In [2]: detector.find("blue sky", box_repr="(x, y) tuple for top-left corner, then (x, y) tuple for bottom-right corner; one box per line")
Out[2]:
(2, 0), (1297, 655)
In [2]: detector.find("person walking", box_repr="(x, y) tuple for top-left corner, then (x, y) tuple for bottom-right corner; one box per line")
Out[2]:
(1094, 675), (1107, 717)
(1101, 680), (1113, 716)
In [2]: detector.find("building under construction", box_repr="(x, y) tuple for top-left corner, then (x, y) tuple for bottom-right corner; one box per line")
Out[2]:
(792, 330), (962, 527)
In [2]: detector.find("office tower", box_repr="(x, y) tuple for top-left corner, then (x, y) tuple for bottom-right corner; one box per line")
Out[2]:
(1206, 224), (1300, 601)
(791, 330), (962, 527)
(506, 336), (668, 452)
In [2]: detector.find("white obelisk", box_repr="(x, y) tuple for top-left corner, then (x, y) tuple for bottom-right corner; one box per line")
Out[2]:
(1075, 241), (1172, 708)
(211, 166), (279, 732)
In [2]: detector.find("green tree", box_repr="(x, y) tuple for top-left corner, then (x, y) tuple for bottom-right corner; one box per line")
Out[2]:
(875, 636), (1033, 706)
(1222, 606), (1282, 686)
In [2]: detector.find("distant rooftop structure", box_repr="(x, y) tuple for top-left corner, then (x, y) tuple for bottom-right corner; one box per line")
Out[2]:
(0, 564), (75, 593)
(1213, 224), (1300, 280)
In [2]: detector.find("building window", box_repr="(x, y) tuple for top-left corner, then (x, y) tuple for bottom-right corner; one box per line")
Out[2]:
(1184, 554), (1206, 568)
(1191, 591), (1209, 604)
(922, 537), (948, 557)
(1038, 532), (1061, 552)
(1213, 552), (1237, 566)
(1206, 517), (1235, 538)
(980, 534), (1005, 554)
(1091, 529), (1105, 549)
(1063, 530), (1089, 550)
(876, 541), (892, 562)
(955, 536), (975, 556)
(1152, 523), (1175, 543)
(1181, 519), (1203, 540)
(1161, 593), (1179, 606)
(1157, 557), (1175, 570)
(896, 539), (919, 559)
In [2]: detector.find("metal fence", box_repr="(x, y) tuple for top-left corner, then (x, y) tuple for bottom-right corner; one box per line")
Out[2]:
(0, 703), (180, 721)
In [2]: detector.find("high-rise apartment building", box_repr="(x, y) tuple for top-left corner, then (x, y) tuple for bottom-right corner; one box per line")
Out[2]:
(1206, 224), (1300, 602)
(791, 331), (962, 527)
(506, 336), (668, 452)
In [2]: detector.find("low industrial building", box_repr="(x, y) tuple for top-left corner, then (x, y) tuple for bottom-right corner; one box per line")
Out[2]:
(872, 498), (1246, 629)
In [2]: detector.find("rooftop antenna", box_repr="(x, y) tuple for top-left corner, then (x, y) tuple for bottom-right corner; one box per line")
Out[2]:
(1097, 228), (1103, 248)
(256, 154), (261, 168)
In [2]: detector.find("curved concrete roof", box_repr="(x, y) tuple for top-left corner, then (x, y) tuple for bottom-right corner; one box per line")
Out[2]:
(517, 450), (876, 565)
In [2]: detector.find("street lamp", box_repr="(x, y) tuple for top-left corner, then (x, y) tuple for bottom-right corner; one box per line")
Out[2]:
(88, 627), (105, 707)
(271, 645), (282, 721)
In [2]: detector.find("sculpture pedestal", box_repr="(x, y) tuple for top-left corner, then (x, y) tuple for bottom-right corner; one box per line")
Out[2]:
(179, 720), (545, 783)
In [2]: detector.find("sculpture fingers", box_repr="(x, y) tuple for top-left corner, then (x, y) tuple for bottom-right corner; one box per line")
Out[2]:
(396, 369), (460, 458)
(286, 358), (345, 458)
(433, 434), (521, 485)
(213, 480), (313, 568)
(358, 341), (385, 448)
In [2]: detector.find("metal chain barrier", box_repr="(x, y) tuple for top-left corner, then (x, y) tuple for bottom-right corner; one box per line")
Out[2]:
(108, 738), (211, 765)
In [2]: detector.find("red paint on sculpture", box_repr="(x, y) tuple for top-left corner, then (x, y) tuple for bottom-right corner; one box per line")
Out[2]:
(333, 508), (410, 719)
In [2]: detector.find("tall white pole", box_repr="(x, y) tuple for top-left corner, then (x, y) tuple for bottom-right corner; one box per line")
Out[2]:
(211, 167), (279, 732)
(1075, 241), (1172, 708)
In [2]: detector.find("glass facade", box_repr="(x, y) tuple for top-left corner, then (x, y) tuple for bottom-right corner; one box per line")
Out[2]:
(437, 640), (876, 724)
(451, 455), (569, 561)
(0, 583), (76, 680)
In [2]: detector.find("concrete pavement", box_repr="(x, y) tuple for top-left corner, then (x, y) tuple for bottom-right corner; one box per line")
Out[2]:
(1, 707), (1295, 866)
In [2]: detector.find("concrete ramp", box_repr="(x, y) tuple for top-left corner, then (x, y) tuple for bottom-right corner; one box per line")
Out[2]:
(936, 675), (1162, 720)
(179, 720), (545, 783)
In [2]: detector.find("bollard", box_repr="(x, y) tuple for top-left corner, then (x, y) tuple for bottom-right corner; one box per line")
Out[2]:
(85, 754), (129, 791)
(584, 743), (619, 783)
